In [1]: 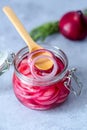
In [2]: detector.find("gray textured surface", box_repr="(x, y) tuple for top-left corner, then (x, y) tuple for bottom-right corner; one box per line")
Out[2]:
(0, 0), (87, 130)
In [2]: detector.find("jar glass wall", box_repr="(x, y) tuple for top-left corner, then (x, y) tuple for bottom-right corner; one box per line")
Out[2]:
(13, 45), (70, 110)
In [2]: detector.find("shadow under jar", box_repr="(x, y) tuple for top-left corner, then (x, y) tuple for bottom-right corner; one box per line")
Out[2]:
(12, 46), (72, 110)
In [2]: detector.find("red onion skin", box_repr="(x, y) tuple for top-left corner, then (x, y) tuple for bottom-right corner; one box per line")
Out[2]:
(59, 11), (87, 40)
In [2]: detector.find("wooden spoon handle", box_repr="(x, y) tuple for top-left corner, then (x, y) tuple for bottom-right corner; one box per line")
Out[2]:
(3, 6), (41, 52)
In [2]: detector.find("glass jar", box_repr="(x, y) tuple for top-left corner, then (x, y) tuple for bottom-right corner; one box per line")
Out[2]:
(12, 46), (82, 110)
(0, 46), (82, 110)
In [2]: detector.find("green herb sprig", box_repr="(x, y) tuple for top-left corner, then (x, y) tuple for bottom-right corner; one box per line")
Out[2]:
(30, 21), (59, 41)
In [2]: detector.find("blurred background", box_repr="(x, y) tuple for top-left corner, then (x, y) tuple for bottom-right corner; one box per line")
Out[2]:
(0, 0), (87, 51)
(0, 1), (87, 130)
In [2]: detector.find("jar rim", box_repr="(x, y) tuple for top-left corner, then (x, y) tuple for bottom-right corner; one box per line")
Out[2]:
(14, 46), (68, 86)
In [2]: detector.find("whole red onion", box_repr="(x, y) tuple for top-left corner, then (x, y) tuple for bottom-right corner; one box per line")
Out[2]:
(59, 10), (87, 40)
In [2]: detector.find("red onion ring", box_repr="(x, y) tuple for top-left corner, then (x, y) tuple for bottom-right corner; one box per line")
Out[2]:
(28, 49), (54, 65)
(56, 93), (68, 103)
(15, 84), (43, 99)
(30, 55), (58, 80)
(35, 94), (59, 105)
(36, 87), (56, 100)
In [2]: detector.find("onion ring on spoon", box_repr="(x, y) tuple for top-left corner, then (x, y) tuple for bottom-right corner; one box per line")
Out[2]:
(28, 49), (54, 64)
(30, 55), (58, 80)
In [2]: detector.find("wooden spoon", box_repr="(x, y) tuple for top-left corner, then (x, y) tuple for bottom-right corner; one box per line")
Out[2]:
(3, 6), (53, 70)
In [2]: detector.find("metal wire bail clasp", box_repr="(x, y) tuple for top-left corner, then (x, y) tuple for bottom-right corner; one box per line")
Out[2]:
(64, 68), (83, 96)
(0, 52), (15, 75)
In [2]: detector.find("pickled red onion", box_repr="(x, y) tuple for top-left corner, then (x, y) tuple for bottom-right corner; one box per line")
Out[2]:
(27, 49), (58, 80)
(30, 55), (58, 80)
(28, 49), (54, 64)
(13, 47), (69, 110)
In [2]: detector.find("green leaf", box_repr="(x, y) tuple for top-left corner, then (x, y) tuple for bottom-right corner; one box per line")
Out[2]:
(30, 21), (59, 41)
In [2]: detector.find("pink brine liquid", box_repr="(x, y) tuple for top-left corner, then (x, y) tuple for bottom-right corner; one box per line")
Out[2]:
(13, 51), (70, 110)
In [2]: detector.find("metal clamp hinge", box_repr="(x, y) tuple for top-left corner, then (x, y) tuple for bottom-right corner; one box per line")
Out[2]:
(0, 52), (15, 75)
(64, 68), (83, 96)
